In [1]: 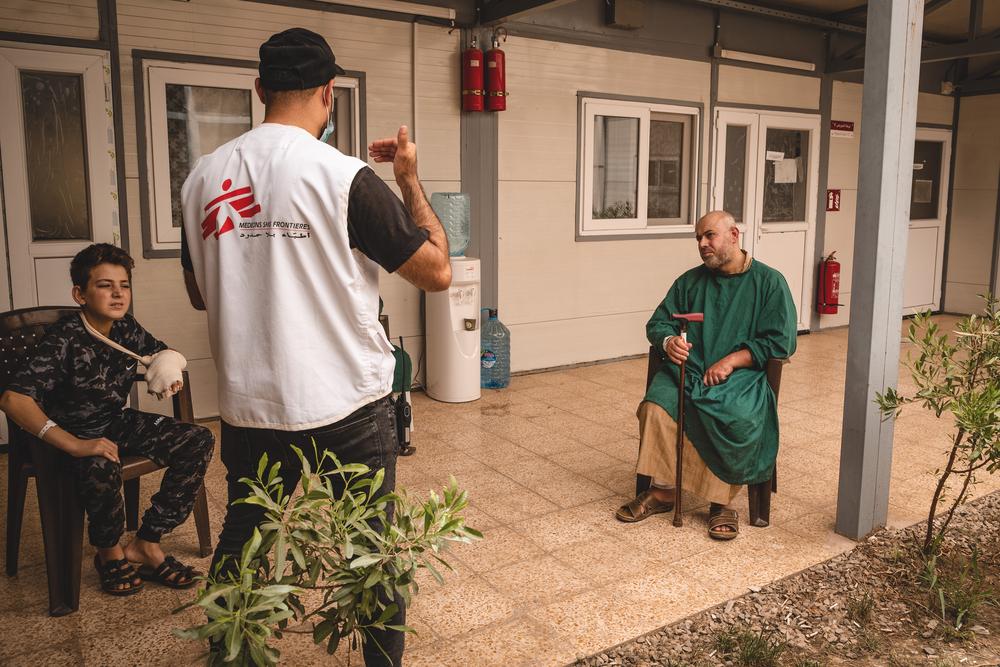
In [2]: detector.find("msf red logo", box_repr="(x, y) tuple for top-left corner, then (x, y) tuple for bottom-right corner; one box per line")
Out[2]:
(201, 179), (261, 239)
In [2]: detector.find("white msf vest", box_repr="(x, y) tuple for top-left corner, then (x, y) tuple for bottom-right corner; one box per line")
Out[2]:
(181, 123), (395, 430)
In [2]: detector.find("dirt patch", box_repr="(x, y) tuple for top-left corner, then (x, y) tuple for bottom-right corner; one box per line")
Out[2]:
(574, 492), (1000, 666)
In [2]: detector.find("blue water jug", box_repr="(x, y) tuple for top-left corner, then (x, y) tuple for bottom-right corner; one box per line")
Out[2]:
(430, 192), (470, 257)
(480, 308), (510, 389)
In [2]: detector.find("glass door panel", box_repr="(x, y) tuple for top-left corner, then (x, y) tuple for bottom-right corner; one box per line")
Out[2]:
(722, 124), (749, 223)
(21, 71), (93, 241)
(761, 127), (809, 223)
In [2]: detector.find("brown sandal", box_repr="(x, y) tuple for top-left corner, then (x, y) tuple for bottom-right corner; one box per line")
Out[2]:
(615, 489), (674, 523)
(708, 504), (739, 540)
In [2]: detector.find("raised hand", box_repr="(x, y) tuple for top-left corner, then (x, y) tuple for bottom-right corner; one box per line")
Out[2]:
(368, 125), (418, 184)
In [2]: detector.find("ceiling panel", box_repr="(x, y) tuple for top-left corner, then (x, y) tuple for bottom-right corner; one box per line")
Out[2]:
(767, 0), (862, 12)
(746, 1), (1000, 41)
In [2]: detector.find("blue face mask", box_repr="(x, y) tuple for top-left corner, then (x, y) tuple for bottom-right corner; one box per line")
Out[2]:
(319, 115), (335, 144)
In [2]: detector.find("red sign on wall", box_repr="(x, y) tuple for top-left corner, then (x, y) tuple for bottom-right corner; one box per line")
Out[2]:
(830, 120), (855, 138)
(826, 189), (841, 212)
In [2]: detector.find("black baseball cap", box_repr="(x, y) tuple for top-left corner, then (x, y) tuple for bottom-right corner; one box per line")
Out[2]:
(259, 28), (346, 91)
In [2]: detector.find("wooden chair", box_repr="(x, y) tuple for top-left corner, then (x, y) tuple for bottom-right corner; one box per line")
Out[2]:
(636, 346), (786, 528)
(1, 306), (212, 616)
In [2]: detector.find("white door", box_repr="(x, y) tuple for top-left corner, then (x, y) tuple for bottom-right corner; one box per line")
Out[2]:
(713, 109), (820, 330)
(903, 128), (951, 314)
(0, 46), (116, 309)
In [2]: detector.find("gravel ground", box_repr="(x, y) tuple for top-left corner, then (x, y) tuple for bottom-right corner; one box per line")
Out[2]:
(573, 491), (1000, 667)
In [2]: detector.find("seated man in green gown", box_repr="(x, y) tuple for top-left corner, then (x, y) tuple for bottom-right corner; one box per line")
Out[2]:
(615, 210), (797, 540)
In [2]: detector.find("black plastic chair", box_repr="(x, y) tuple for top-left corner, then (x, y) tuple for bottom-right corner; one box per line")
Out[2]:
(636, 346), (786, 528)
(1, 306), (212, 616)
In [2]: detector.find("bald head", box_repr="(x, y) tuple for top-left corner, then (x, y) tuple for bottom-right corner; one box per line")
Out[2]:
(695, 210), (742, 273)
(697, 210), (737, 232)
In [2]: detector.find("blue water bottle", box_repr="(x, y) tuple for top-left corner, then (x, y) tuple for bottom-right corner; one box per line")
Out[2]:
(480, 308), (510, 389)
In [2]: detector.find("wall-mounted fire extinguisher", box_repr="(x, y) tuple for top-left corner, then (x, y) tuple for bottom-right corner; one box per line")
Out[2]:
(462, 36), (484, 112)
(485, 28), (508, 111)
(817, 251), (841, 315)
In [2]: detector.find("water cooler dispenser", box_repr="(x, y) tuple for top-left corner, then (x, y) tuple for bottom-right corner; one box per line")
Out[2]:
(426, 193), (481, 403)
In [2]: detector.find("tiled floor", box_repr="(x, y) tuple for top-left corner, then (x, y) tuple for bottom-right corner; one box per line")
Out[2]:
(2, 315), (997, 666)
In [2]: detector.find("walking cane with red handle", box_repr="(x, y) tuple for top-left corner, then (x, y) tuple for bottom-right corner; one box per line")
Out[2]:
(671, 312), (704, 527)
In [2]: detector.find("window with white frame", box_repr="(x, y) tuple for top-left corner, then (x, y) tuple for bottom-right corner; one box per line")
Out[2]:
(142, 60), (361, 254)
(578, 96), (698, 237)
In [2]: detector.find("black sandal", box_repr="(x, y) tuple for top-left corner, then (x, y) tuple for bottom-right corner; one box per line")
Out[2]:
(94, 554), (144, 596)
(136, 555), (198, 589)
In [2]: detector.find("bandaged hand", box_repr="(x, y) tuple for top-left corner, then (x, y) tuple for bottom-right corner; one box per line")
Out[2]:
(143, 349), (187, 399)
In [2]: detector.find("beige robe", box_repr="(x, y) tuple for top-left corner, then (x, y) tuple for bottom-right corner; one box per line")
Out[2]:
(635, 401), (741, 505)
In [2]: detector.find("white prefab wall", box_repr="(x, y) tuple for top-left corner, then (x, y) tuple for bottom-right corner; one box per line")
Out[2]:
(821, 82), (955, 328)
(497, 36), (711, 372)
(0, 0), (100, 41)
(112, 0), (459, 417)
(945, 94), (1000, 314)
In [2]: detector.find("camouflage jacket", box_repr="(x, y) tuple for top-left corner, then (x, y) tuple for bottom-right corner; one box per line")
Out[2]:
(8, 313), (167, 438)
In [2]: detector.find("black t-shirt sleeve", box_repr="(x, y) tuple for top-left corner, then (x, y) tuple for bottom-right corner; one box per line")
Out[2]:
(6, 328), (69, 404)
(346, 167), (429, 273)
(180, 224), (193, 272)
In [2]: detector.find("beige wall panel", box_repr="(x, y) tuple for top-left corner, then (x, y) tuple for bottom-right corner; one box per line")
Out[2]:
(496, 37), (709, 369)
(498, 180), (696, 338)
(118, 0), (460, 413)
(717, 65), (820, 109)
(916, 92), (953, 126)
(510, 311), (650, 372)
(944, 93), (998, 316)
(414, 24), (460, 182)
(944, 281), (988, 315)
(827, 82), (862, 191)
(953, 95), (1000, 190)
(823, 82), (861, 330)
(499, 36), (710, 183)
(946, 189), (997, 286)
(0, 0), (99, 40)
(822, 187), (857, 296)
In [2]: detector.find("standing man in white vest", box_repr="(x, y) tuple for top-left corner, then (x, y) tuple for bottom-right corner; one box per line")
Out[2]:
(179, 28), (451, 666)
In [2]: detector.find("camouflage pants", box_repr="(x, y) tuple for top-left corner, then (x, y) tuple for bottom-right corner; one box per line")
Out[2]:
(74, 408), (215, 548)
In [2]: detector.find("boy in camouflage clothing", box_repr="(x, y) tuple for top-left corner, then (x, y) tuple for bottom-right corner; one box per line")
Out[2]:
(0, 244), (214, 595)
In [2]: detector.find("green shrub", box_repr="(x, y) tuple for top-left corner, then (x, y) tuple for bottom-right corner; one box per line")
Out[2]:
(174, 445), (480, 665)
(877, 295), (1000, 556)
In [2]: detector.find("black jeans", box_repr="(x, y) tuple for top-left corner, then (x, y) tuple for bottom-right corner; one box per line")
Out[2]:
(211, 396), (404, 667)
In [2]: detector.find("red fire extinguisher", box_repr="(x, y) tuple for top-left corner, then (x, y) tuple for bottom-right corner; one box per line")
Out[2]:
(485, 28), (508, 111)
(462, 36), (484, 112)
(817, 251), (841, 315)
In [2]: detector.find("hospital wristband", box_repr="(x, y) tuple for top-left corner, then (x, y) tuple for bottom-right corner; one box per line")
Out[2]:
(37, 419), (57, 440)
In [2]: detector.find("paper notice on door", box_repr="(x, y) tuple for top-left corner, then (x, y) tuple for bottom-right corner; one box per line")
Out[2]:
(913, 179), (933, 203)
(774, 157), (798, 184)
(765, 150), (785, 161)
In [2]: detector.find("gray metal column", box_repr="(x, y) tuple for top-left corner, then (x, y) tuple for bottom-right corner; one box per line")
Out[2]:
(835, 0), (925, 540)
(459, 29), (500, 309)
